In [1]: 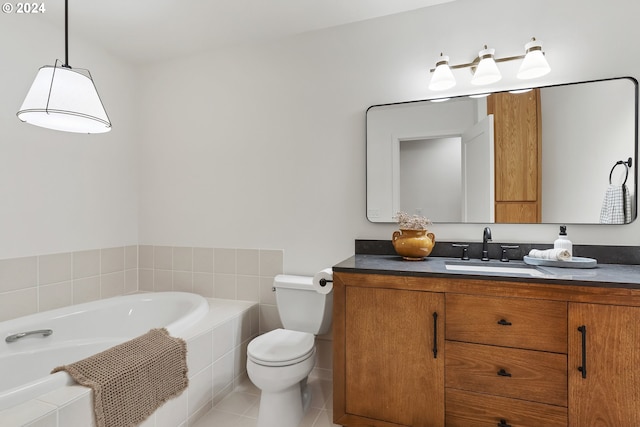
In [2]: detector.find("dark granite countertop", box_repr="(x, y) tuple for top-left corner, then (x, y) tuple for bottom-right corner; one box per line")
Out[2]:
(333, 254), (640, 289)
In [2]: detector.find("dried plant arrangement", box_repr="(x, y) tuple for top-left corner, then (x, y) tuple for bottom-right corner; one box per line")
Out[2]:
(394, 211), (432, 230)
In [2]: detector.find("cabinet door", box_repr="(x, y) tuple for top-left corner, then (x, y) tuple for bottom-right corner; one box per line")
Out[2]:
(487, 89), (541, 223)
(345, 286), (444, 427)
(569, 303), (640, 426)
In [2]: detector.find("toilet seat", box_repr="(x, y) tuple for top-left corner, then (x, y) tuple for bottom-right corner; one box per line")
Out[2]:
(248, 329), (315, 367)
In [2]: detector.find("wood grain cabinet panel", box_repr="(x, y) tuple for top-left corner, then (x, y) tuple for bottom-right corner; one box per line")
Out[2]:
(445, 341), (568, 406)
(338, 282), (445, 427)
(568, 303), (640, 426)
(495, 203), (540, 224)
(488, 89), (542, 223)
(446, 294), (567, 353)
(333, 272), (640, 426)
(446, 388), (568, 427)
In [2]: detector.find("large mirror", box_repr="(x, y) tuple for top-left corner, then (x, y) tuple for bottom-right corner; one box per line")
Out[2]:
(367, 77), (638, 224)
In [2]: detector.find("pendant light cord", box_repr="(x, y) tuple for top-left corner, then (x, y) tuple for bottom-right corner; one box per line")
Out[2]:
(64, 0), (70, 68)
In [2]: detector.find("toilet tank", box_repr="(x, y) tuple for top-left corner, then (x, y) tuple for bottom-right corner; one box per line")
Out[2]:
(273, 275), (333, 335)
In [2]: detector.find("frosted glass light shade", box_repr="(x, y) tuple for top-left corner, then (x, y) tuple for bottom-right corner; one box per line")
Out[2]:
(471, 48), (501, 86)
(517, 40), (550, 79)
(429, 55), (456, 91)
(17, 65), (111, 133)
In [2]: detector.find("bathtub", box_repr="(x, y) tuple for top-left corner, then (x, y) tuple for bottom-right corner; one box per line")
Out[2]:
(0, 292), (209, 412)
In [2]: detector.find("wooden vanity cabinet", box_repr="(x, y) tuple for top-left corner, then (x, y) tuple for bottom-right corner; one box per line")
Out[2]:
(334, 271), (640, 427)
(568, 303), (640, 426)
(333, 273), (445, 427)
(444, 294), (568, 427)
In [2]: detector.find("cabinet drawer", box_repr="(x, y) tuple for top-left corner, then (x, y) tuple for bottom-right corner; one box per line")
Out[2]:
(445, 341), (567, 406)
(446, 388), (567, 427)
(446, 294), (567, 353)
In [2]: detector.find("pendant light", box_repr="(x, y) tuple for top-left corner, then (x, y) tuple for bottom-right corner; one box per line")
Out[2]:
(17, 0), (111, 133)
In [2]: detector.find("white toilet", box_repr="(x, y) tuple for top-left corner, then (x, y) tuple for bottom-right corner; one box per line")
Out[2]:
(247, 274), (332, 427)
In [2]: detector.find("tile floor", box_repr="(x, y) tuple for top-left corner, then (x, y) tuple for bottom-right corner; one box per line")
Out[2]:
(192, 373), (341, 427)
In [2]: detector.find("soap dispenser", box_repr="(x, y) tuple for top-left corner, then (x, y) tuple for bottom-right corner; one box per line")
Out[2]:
(554, 225), (573, 256)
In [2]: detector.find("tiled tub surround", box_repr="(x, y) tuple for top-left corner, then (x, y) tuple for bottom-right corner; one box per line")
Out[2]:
(137, 245), (334, 376)
(137, 246), (285, 335)
(0, 246), (139, 322)
(0, 298), (259, 427)
(0, 245), (285, 334)
(0, 245), (334, 423)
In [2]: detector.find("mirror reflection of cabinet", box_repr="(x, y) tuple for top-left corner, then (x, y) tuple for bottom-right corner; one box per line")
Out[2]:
(488, 89), (542, 223)
(366, 77), (637, 224)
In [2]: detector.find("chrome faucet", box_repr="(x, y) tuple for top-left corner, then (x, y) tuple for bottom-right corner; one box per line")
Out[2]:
(482, 227), (492, 261)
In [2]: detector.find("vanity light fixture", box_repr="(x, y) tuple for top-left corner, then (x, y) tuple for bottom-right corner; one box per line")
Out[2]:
(428, 37), (550, 90)
(17, 0), (111, 133)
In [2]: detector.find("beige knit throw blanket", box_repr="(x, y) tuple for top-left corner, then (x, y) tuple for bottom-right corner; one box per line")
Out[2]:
(52, 328), (188, 427)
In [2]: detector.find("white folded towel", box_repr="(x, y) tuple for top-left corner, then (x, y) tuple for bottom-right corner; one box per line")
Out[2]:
(528, 248), (572, 261)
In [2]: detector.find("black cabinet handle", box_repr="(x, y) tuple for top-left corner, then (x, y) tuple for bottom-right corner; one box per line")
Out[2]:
(497, 319), (512, 326)
(497, 368), (512, 377)
(497, 419), (512, 427)
(578, 325), (587, 379)
(432, 312), (438, 358)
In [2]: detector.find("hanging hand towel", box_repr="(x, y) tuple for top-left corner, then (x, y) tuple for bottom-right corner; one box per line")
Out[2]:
(600, 184), (631, 224)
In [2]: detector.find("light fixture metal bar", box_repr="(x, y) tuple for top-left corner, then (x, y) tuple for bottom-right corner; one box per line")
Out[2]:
(495, 54), (526, 64)
(429, 54), (526, 73)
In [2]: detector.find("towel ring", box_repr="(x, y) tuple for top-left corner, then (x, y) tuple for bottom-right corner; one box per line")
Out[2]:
(609, 158), (632, 185)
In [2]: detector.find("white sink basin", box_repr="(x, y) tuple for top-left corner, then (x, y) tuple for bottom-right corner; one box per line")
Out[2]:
(445, 262), (545, 277)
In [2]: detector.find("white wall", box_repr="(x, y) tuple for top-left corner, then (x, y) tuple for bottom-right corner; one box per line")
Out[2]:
(1, 0), (639, 274)
(137, 0), (640, 275)
(0, 15), (139, 259)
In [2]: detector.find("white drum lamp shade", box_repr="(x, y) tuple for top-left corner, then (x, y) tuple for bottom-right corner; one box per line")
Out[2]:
(17, 65), (111, 134)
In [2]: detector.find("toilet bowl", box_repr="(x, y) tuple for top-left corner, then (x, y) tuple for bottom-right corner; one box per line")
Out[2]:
(247, 328), (317, 427)
(246, 274), (332, 427)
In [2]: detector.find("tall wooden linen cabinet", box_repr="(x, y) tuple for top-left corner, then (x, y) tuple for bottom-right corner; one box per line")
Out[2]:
(488, 89), (542, 223)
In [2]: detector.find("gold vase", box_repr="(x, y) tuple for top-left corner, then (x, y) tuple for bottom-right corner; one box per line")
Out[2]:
(392, 229), (436, 261)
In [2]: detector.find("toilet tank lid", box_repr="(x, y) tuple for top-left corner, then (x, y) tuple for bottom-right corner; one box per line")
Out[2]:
(273, 274), (313, 290)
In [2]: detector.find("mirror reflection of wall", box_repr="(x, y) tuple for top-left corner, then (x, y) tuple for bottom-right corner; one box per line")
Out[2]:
(541, 79), (635, 223)
(399, 137), (462, 222)
(367, 97), (477, 222)
(367, 77), (638, 225)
